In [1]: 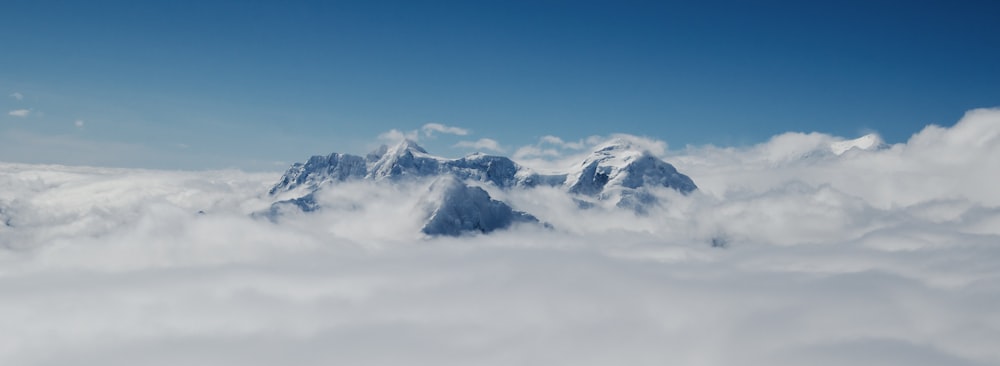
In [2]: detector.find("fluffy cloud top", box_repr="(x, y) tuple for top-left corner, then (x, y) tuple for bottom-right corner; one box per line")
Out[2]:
(1, 108), (999, 365)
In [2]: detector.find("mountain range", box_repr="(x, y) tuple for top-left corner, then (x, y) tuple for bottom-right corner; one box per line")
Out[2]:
(264, 138), (698, 236)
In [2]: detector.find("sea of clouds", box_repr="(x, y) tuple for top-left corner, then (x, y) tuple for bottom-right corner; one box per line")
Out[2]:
(1, 108), (999, 365)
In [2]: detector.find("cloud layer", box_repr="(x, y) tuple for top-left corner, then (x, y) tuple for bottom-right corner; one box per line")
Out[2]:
(1, 109), (999, 365)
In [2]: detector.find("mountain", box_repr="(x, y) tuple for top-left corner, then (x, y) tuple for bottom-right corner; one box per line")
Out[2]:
(269, 139), (524, 195)
(418, 176), (540, 236)
(263, 137), (697, 234)
(566, 139), (697, 196)
(830, 133), (886, 155)
(270, 138), (695, 197)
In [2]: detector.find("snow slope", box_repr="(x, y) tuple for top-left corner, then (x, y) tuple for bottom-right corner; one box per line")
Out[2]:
(830, 133), (886, 155)
(418, 176), (540, 236)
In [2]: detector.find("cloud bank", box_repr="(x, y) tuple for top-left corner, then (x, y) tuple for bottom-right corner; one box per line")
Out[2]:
(1, 108), (999, 365)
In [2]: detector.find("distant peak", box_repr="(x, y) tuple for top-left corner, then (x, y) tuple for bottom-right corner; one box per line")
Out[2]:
(387, 138), (428, 155)
(830, 133), (885, 155)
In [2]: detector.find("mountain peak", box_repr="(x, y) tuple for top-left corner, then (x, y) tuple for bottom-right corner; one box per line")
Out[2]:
(388, 139), (428, 155)
(419, 176), (539, 236)
(566, 138), (696, 198)
(592, 137), (640, 153)
(830, 133), (885, 155)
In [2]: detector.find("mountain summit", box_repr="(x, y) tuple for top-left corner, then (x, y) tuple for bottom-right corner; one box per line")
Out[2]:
(566, 138), (697, 196)
(418, 176), (539, 236)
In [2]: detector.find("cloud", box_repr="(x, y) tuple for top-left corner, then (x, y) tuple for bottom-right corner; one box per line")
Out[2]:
(421, 122), (469, 137)
(9, 92), (23, 101)
(8, 109), (30, 117)
(74, 120), (85, 128)
(1, 108), (1000, 365)
(377, 128), (419, 143)
(513, 133), (669, 172)
(540, 135), (586, 150)
(377, 123), (470, 145)
(454, 138), (504, 152)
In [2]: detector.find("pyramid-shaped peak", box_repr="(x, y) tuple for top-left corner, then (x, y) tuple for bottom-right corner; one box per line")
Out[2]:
(388, 138), (428, 155)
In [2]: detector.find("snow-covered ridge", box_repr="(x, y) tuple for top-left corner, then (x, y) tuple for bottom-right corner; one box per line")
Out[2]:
(830, 133), (885, 155)
(270, 138), (696, 197)
(264, 138), (697, 235)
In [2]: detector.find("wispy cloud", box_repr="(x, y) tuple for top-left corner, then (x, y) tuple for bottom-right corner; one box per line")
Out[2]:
(454, 138), (505, 153)
(539, 135), (586, 150)
(378, 128), (420, 142)
(512, 135), (591, 161)
(74, 120), (85, 128)
(8, 109), (30, 117)
(422, 122), (469, 137)
(9, 92), (23, 101)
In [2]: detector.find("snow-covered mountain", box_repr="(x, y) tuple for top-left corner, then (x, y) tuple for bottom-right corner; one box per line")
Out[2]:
(269, 139), (524, 195)
(418, 176), (540, 236)
(264, 138), (697, 234)
(271, 139), (694, 195)
(830, 133), (886, 155)
(566, 138), (696, 195)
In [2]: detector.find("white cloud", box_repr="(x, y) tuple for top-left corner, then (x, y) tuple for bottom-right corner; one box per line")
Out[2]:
(454, 138), (505, 152)
(377, 128), (419, 143)
(421, 122), (469, 137)
(513, 133), (668, 172)
(74, 120), (85, 128)
(8, 109), (30, 117)
(1, 108), (1000, 365)
(540, 135), (586, 150)
(9, 92), (23, 101)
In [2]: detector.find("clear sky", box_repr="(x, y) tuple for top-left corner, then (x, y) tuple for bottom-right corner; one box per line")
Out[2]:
(2, 0), (998, 170)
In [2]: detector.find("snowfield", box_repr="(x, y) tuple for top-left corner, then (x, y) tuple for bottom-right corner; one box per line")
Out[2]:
(1, 108), (1000, 365)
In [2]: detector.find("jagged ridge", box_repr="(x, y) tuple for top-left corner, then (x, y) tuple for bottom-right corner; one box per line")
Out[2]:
(270, 138), (696, 199)
(264, 138), (698, 235)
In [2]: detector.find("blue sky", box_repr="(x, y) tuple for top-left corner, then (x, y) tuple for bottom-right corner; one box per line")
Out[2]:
(2, 0), (998, 170)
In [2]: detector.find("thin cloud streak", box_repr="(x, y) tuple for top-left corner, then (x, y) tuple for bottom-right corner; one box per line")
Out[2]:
(8, 109), (30, 117)
(421, 122), (469, 137)
(454, 138), (504, 152)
